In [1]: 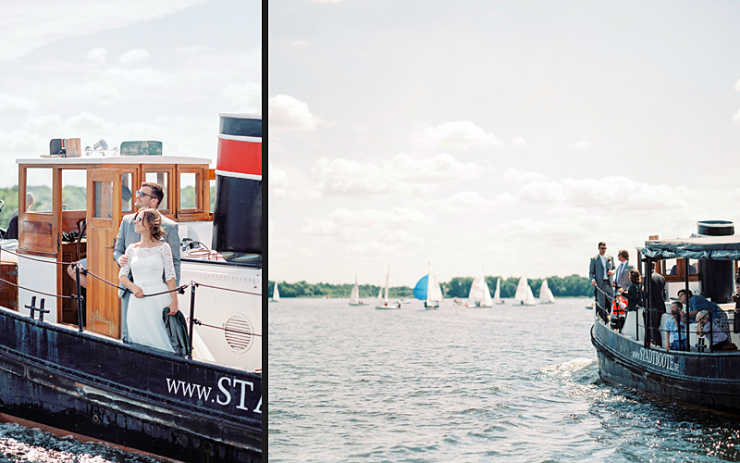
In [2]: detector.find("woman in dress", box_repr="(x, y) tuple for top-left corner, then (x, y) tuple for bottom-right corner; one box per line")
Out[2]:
(118, 208), (178, 352)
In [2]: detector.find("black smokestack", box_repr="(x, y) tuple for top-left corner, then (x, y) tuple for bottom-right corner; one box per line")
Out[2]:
(212, 114), (262, 254)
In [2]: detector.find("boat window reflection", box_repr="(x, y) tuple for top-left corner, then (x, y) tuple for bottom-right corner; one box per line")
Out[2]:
(180, 172), (197, 210)
(121, 173), (133, 212)
(61, 169), (87, 211)
(25, 168), (52, 214)
(93, 181), (113, 219)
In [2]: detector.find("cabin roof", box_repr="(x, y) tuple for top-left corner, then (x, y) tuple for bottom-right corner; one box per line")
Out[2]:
(17, 155), (211, 166)
(642, 235), (740, 260)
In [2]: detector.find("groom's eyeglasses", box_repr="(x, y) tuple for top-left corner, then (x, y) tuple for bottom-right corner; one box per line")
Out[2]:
(136, 189), (153, 199)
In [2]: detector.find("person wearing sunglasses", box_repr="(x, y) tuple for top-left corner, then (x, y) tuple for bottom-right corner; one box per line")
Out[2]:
(113, 182), (181, 343)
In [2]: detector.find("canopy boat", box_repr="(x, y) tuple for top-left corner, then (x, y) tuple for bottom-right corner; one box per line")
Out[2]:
(591, 220), (740, 414)
(349, 274), (367, 306)
(466, 274), (493, 308)
(375, 267), (400, 310)
(0, 113), (263, 461)
(271, 282), (280, 302)
(413, 263), (442, 309)
(539, 278), (555, 304)
(514, 276), (537, 306)
(493, 278), (504, 304)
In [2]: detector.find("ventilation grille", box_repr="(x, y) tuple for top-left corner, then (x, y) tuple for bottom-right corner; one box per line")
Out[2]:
(224, 315), (254, 353)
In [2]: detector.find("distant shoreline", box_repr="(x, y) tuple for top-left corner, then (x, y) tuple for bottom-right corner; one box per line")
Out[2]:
(269, 275), (594, 299)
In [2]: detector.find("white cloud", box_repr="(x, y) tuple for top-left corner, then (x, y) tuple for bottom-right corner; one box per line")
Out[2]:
(223, 82), (261, 113)
(269, 94), (322, 131)
(289, 40), (311, 48)
(415, 120), (500, 151)
(512, 136), (527, 147)
(269, 165), (288, 198)
(0, 1), (206, 61)
(175, 45), (211, 56)
(0, 94), (35, 113)
(119, 48), (151, 65)
(735, 78), (740, 92)
(86, 48), (107, 64)
(312, 0), (344, 3)
(437, 191), (502, 213)
(734, 108), (740, 123)
(503, 169), (689, 212)
(313, 152), (480, 196)
(569, 139), (592, 150)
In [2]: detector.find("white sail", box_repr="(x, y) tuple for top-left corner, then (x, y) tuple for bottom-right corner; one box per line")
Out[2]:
(493, 278), (503, 304)
(539, 279), (555, 304)
(272, 282), (280, 302)
(514, 276), (536, 305)
(383, 267), (390, 302)
(468, 274), (493, 307)
(426, 262), (442, 306)
(350, 274), (361, 305)
(377, 288), (382, 299)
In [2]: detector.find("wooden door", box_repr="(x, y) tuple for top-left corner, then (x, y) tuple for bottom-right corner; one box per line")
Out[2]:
(86, 169), (122, 338)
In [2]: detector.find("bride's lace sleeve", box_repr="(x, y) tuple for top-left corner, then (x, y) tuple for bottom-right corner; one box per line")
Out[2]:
(118, 246), (133, 279)
(161, 243), (176, 281)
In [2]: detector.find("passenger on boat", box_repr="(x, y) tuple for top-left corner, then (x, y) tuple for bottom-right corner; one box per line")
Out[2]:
(669, 263), (697, 275)
(5, 193), (34, 240)
(678, 289), (727, 320)
(695, 309), (732, 351)
(589, 242), (614, 323)
(118, 208), (178, 353)
(613, 250), (634, 292)
(644, 265), (666, 346)
(115, 183), (180, 343)
(664, 301), (688, 351)
(624, 270), (643, 312)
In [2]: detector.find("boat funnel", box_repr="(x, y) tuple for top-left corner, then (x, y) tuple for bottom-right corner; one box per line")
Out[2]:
(212, 113), (262, 255)
(697, 220), (735, 303)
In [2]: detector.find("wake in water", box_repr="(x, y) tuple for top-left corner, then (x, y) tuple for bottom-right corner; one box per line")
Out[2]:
(540, 357), (600, 385)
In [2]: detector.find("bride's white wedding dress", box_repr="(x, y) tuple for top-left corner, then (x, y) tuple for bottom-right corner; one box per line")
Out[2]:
(119, 242), (176, 353)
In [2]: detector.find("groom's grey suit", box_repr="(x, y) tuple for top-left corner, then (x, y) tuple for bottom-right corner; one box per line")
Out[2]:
(113, 213), (181, 341)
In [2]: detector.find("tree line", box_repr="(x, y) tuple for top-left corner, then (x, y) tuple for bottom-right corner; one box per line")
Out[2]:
(269, 275), (593, 299)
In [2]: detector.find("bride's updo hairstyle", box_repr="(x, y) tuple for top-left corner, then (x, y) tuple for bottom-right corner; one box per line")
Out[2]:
(137, 208), (166, 240)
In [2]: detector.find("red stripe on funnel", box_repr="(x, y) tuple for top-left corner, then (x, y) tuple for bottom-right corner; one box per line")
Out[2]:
(217, 138), (262, 176)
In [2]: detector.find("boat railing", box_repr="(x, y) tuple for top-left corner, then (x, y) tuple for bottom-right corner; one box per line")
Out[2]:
(0, 246), (261, 361)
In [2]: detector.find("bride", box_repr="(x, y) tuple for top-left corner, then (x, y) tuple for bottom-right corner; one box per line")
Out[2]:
(118, 208), (178, 352)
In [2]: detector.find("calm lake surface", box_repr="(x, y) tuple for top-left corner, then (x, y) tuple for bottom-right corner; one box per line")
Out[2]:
(269, 297), (740, 462)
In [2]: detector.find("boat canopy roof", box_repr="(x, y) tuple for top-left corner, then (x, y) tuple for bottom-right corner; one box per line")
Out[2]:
(17, 155), (211, 166)
(642, 235), (740, 260)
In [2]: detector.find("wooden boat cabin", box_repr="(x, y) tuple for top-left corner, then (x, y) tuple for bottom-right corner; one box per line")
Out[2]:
(9, 155), (214, 339)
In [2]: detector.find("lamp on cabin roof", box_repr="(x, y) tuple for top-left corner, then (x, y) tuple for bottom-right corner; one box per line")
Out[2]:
(120, 140), (162, 156)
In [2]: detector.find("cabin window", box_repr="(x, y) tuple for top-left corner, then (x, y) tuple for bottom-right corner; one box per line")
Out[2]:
(25, 168), (53, 213)
(209, 178), (216, 213)
(121, 173), (133, 212)
(93, 181), (113, 219)
(179, 172), (198, 210)
(144, 171), (169, 209)
(61, 170), (87, 211)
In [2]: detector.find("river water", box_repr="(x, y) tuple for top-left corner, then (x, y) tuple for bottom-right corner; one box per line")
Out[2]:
(269, 297), (740, 462)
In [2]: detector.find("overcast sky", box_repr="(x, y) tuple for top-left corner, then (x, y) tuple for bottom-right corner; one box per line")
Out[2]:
(0, 0), (260, 186)
(269, 0), (740, 286)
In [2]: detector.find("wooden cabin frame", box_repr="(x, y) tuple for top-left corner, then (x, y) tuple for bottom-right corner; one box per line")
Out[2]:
(15, 156), (213, 338)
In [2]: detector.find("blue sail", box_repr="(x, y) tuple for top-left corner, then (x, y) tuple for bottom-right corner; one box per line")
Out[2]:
(413, 275), (429, 300)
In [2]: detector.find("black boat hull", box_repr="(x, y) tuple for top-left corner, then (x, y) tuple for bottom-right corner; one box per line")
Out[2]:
(0, 308), (262, 462)
(591, 321), (740, 413)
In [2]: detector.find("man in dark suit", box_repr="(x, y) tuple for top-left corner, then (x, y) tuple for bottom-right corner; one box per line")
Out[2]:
(589, 242), (615, 323)
(645, 264), (667, 346)
(613, 249), (635, 292)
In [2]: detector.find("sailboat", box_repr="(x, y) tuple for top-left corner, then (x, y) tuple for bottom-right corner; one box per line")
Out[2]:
(413, 262), (442, 309)
(538, 278), (555, 304)
(493, 278), (504, 304)
(466, 274), (493, 308)
(375, 267), (401, 310)
(513, 276), (537, 306)
(271, 282), (280, 303)
(349, 274), (367, 306)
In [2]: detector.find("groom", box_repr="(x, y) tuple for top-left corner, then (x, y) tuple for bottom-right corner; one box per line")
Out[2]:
(114, 182), (181, 342)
